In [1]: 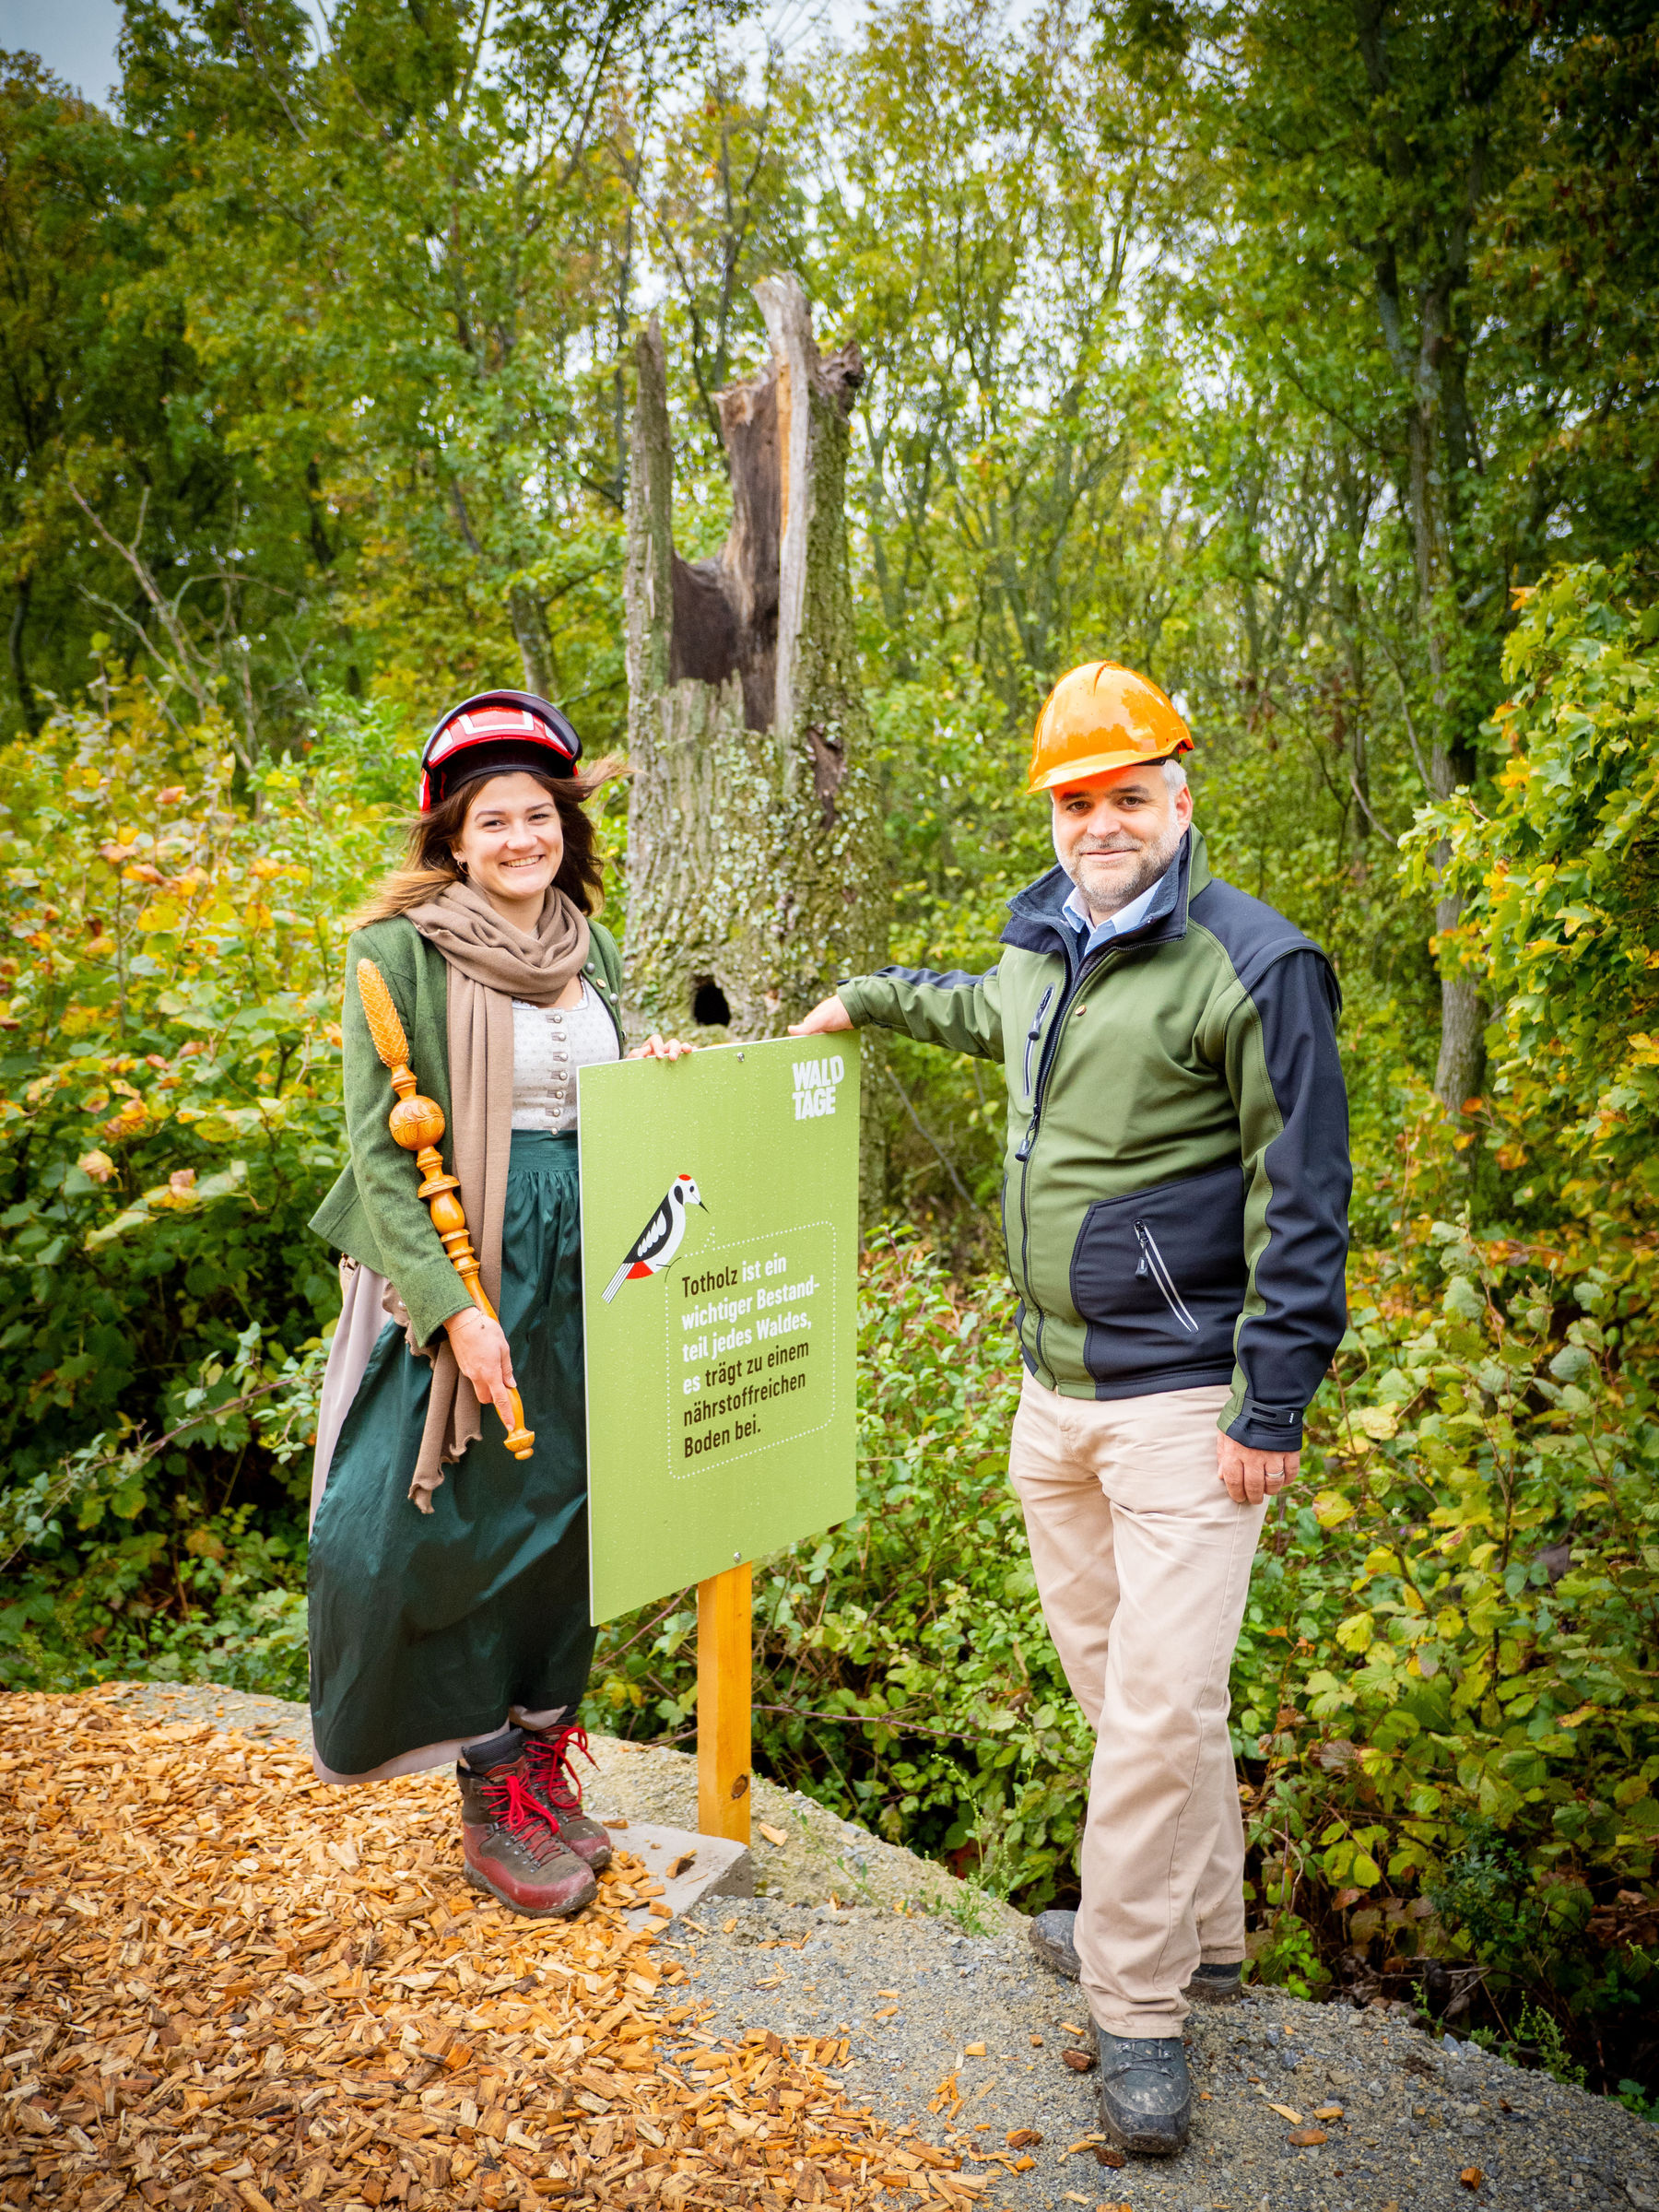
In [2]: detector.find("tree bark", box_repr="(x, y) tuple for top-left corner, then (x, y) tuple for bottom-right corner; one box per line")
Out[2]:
(7, 580), (41, 736)
(623, 276), (888, 1207)
(1352, 0), (1507, 1115)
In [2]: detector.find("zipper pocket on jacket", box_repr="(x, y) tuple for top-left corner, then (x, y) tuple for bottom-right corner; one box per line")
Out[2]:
(1134, 1221), (1202, 1335)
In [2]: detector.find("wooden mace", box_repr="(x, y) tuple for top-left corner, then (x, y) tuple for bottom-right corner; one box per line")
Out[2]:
(355, 957), (534, 1460)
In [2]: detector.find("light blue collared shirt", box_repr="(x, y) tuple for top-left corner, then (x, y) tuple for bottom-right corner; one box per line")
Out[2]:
(1061, 846), (1182, 963)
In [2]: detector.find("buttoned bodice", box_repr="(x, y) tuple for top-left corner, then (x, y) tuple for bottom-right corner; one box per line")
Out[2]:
(511, 982), (619, 1132)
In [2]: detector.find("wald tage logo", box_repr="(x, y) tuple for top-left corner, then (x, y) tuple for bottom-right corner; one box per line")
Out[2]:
(792, 1053), (846, 1121)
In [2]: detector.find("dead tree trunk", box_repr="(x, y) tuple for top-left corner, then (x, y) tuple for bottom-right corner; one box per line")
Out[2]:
(623, 275), (888, 1205)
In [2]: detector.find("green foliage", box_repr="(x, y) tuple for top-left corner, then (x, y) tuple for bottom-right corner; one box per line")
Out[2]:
(1245, 1914), (1332, 2003)
(0, 684), (416, 1683)
(0, 49), (281, 741)
(1617, 2078), (1659, 2125)
(1277, 1219), (1659, 1902)
(1430, 1823), (1541, 1973)
(1502, 2004), (1589, 2093)
(1478, 13), (1659, 564)
(1408, 564), (1659, 1191)
(1233, 1214), (1659, 2073)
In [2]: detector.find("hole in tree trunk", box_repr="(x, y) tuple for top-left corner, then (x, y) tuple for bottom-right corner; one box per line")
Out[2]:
(691, 978), (731, 1028)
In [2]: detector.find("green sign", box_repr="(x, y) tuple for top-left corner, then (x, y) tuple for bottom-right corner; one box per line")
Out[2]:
(578, 1034), (861, 1623)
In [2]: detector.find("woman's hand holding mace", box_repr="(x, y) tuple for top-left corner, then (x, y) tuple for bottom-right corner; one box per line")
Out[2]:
(441, 1307), (524, 1441)
(355, 958), (534, 1460)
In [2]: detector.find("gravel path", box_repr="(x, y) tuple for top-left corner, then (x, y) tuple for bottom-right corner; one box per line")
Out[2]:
(96, 1683), (1659, 2211)
(671, 1901), (1659, 2212)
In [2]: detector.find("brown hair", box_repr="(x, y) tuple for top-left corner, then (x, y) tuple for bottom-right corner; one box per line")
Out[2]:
(350, 756), (629, 929)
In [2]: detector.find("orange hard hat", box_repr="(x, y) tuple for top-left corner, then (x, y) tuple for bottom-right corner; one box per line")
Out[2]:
(1027, 662), (1193, 793)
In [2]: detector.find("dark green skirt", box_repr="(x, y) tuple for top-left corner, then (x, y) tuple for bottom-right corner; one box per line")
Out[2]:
(308, 1131), (596, 1776)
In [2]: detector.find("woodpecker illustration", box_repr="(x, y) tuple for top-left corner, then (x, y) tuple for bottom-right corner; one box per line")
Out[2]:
(602, 1173), (708, 1302)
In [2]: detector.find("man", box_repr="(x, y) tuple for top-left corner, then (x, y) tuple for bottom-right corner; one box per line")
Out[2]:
(790, 662), (1349, 2155)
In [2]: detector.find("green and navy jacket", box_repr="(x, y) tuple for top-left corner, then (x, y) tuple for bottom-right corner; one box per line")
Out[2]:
(838, 828), (1349, 1450)
(309, 913), (628, 1348)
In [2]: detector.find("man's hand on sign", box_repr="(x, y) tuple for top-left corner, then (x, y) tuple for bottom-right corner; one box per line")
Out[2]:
(443, 1307), (521, 1432)
(629, 1035), (695, 1060)
(1217, 1432), (1300, 1507)
(788, 994), (853, 1036)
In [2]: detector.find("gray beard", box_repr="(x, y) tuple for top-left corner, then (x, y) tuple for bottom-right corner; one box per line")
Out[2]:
(1070, 822), (1185, 924)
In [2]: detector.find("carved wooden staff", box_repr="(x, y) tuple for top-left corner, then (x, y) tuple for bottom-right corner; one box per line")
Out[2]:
(355, 958), (535, 1460)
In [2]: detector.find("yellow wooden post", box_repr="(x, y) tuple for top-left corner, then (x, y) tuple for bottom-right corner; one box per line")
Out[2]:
(697, 1563), (752, 1842)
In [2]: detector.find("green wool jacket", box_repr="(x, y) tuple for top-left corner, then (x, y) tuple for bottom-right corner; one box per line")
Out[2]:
(309, 913), (627, 1347)
(838, 828), (1351, 1451)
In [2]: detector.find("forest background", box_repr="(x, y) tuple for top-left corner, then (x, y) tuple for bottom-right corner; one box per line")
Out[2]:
(2, 0), (1657, 2101)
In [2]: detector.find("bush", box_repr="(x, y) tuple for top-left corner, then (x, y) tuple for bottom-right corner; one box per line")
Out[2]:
(0, 685), (407, 1681)
(1406, 559), (1659, 1196)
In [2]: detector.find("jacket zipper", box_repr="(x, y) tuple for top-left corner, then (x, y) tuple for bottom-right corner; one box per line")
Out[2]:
(1021, 987), (1054, 1101)
(1015, 947), (1122, 1382)
(1135, 1222), (1201, 1335)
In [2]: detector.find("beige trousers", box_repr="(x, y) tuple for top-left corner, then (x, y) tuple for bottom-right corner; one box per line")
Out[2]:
(1008, 1371), (1265, 2036)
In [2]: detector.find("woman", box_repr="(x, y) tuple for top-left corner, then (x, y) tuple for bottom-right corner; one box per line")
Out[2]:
(307, 689), (675, 1919)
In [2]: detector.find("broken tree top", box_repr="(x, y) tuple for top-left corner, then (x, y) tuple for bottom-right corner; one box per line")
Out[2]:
(621, 274), (886, 1053)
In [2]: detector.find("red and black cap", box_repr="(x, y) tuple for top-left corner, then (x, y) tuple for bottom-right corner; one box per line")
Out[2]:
(418, 691), (582, 811)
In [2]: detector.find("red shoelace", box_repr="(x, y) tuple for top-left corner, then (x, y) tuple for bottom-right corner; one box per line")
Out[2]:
(524, 1724), (594, 1815)
(480, 1771), (568, 1861)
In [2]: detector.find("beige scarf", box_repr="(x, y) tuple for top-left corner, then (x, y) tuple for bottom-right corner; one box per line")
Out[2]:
(397, 878), (591, 1510)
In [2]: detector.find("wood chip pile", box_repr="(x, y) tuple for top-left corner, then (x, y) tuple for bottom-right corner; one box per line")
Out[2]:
(1, 1689), (1006, 2210)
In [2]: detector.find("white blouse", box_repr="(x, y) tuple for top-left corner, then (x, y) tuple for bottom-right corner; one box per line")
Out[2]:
(511, 982), (619, 1133)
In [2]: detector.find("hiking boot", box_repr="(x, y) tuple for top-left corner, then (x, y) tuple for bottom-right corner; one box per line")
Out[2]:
(457, 1726), (597, 1918)
(522, 1719), (612, 1871)
(1096, 2030), (1191, 2156)
(1030, 1908), (1081, 1980)
(1186, 1959), (1242, 2004)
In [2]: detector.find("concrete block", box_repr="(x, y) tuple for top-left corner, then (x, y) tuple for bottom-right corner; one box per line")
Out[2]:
(605, 1820), (755, 1931)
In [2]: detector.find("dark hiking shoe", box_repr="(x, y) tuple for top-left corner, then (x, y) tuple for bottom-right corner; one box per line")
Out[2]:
(1186, 1960), (1243, 2004)
(1030, 1909), (1081, 1980)
(457, 1727), (597, 1918)
(522, 1720), (612, 1871)
(1096, 2030), (1191, 2156)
